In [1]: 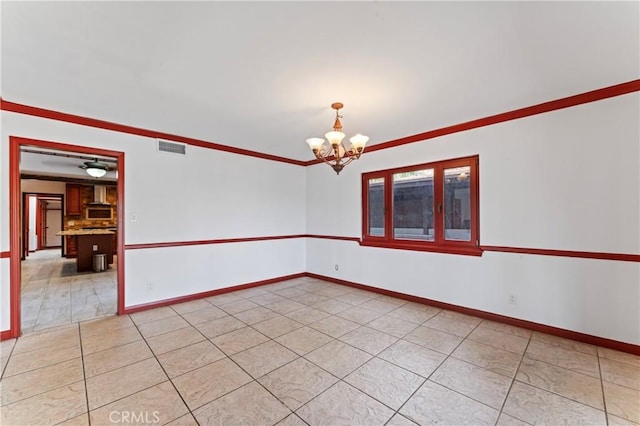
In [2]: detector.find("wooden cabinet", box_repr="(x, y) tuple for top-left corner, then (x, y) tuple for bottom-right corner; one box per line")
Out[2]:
(65, 184), (82, 216)
(66, 236), (77, 258)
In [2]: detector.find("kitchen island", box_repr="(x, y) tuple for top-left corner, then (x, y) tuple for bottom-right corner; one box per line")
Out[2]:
(57, 229), (115, 272)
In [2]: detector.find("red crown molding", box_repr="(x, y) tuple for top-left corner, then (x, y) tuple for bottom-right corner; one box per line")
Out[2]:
(0, 99), (306, 167)
(2, 80), (638, 169)
(364, 79), (640, 155)
(306, 273), (640, 355)
(305, 234), (361, 242)
(0, 251), (9, 259)
(122, 272), (305, 314)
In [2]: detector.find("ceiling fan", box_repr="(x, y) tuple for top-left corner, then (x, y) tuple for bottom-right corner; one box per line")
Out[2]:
(79, 159), (115, 178)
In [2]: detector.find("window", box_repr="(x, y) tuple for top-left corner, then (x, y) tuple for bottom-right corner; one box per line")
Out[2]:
(361, 155), (481, 256)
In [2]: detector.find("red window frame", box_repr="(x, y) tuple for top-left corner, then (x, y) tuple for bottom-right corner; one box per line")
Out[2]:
(361, 155), (481, 256)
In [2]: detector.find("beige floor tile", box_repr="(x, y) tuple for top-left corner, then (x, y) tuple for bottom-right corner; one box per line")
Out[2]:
(608, 413), (640, 425)
(259, 357), (338, 410)
(386, 414), (419, 426)
(431, 357), (512, 409)
(305, 340), (371, 378)
(277, 413), (308, 426)
(193, 381), (290, 425)
(137, 315), (190, 339)
(516, 356), (604, 409)
(284, 306), (331, 325)
(275, 326), (333, 355)
(598, 347), (640, 368)
(250, 292), (286, 306)
(89, 381), (188, 425)
(3, 342), (81, 377)
(404, 325), (463, 354)
(604, 381), (640, 423)
(359, 298), (401, 314)
(496, 413), (531, 426)
(86, 358), (167, 410)
(312, 285), (352, 298)
(180, 305), (227, 325)
(601, 357), (640, 390)
(308, 316), (360, 338)
(252, 315), (303, 338)
(424, 312), (479, 337)
(468, 325), (529, 354)
(211, 326), (269, 355)
(532, 332), (597, 355)
(231, 340), (298, 378)
(171, 299), (214, 314)
(57, 413), (90, 426)
(83, 340), (153, 378)
(368, 315), (419, 338)
(292, 292), (330, 306)
(194, 315), (245, 338)
(0, 338), (16, 358)
(234, 287), (269, 298)
(379, 339), (446, 378)
(335, 291), (376, 306)
(338, 326), (398, 355)
(130, 306), (177, 325)
(386, 303), (440, 324)
(172, 358), (252, 410)
(81, 324), (142, 355)
(204, 292), (243, 306)
(313, 299), (353, 314)
(234, 306), (280, 325)
(525, 339), (600, 378)
(0, 381), (86, 426)
(272, 286), (308, 299)
(452, 339), (522, 377)
(80, 315), (134, 338)
(503, 381), (606, 424)
(345, 357), (424, 410)
(336, 306), (383, 325)
(146, 326), (204, 355)
(12, 326), (79, 355)
(400, 380), (499, 425)
(157, 340), (225, 378)
(1, 357), (84, 405)
(267, 299), (307, 315)
(297, 381), (394, 426)
(218, 299), (260, 314)
(165, 413), (199, 426)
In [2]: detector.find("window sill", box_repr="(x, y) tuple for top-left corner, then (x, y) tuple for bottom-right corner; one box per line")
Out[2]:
(359, 239), (484, 257)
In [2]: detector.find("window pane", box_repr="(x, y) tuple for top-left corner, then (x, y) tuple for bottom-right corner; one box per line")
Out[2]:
(368, 177), (385, 236)
(444, 166), (471, 241)
(393, 169), (434, 241)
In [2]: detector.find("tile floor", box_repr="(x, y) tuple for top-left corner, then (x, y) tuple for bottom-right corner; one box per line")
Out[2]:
(1, 276), (638, 425)
(20, 249), (117, 332)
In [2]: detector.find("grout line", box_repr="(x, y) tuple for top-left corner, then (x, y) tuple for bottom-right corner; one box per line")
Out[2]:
(77, 322), (92, 425)
(598, 349), (610, 426)
(495, 328), (533, 425)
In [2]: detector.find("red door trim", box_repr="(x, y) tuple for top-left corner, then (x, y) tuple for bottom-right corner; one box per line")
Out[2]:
(7, 136), (126, 340)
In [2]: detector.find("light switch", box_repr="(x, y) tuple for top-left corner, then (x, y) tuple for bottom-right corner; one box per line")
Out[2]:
(131, 214), (137, 223)
(92, 245), (98, 251)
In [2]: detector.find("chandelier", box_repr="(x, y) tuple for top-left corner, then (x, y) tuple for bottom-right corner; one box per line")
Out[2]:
(306, 102), (369, 174)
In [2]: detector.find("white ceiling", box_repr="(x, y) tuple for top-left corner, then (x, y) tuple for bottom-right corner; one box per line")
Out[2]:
(2, 1), (639, 169)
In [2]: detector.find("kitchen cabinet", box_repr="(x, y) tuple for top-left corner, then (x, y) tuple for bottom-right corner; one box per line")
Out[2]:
(65, 184), (82, 216)
(66, 236), (77, 258)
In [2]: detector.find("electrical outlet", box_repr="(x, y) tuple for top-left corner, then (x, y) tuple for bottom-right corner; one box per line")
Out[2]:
(508, 293), (517, 305)
(334, 264), (339, 271)
(146, 281), (153, 291)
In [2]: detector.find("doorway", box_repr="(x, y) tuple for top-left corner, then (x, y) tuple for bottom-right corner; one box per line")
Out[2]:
(8, 136), (125, 339)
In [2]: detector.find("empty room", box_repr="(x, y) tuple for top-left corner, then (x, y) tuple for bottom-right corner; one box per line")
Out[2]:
(1, 1), (638, 425)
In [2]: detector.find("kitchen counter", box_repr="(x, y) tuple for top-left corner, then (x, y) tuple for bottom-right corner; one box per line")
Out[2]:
(58, 229), (115, 236)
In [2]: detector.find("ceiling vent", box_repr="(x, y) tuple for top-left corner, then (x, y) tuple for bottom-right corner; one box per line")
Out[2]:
(157, 140), (186, 155)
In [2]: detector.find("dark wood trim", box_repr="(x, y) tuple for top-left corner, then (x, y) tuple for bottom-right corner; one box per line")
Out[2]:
(20, 173), (117, 185)
(305, 235), (361, 242)
(122, 273), (306, 314)
(481, 245), (640, 263)
(305, 273), (640, 355)
(0, 330), (13, 341)
(0, 251), (9, 259)
(1, 99), (306, 167)
(125, 234), (307, 250)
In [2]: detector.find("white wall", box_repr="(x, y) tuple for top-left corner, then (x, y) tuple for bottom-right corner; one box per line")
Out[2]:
(1, 112), (307, 331)
(306, 93), (640, 345)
